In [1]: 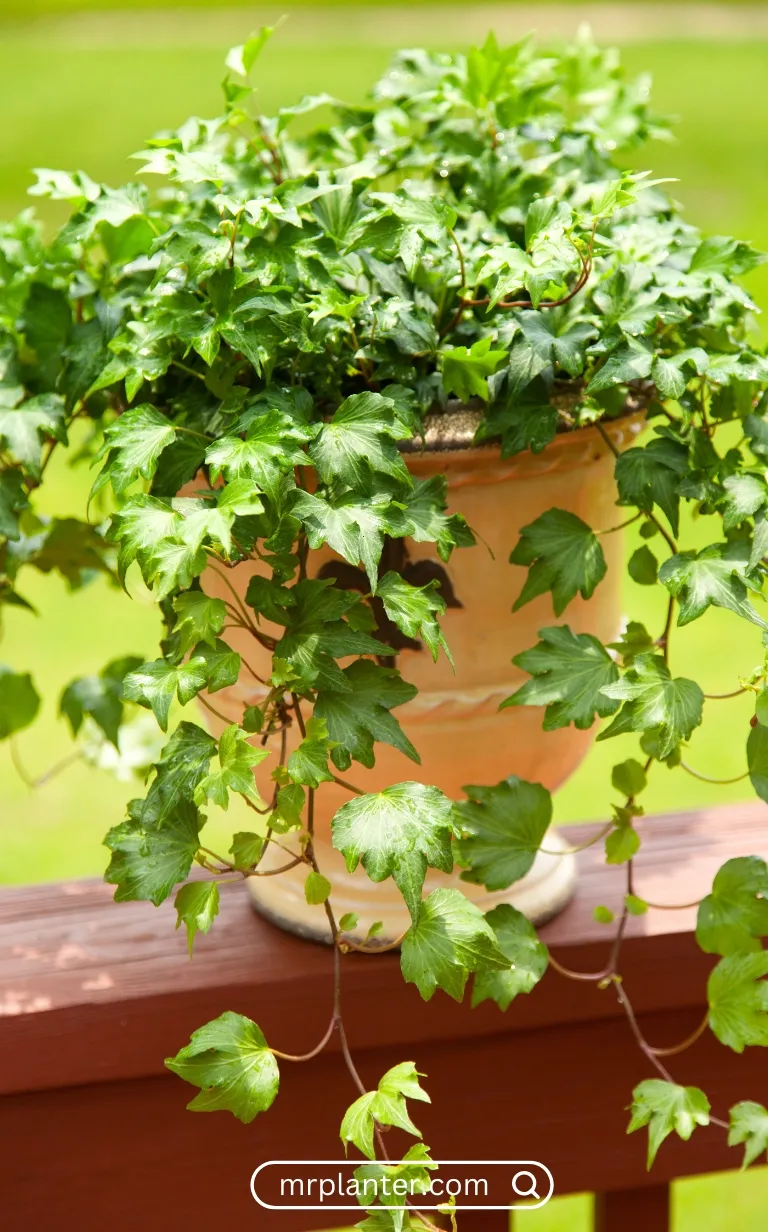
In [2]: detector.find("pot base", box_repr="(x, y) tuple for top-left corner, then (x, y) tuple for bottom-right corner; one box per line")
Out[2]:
(247, 827), (577, 945)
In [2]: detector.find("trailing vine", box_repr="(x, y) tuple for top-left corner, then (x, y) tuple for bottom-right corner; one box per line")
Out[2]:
(3, 27), (768, 1217)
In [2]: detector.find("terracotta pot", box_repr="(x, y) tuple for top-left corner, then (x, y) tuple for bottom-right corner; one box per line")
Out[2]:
(200, 409), (643, 942)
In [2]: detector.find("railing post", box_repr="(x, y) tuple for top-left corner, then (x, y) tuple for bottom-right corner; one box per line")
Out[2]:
(594, 1183), (670, 1231)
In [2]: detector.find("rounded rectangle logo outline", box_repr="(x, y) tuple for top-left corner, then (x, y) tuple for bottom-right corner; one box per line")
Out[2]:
(250, 1158), (554, 1211)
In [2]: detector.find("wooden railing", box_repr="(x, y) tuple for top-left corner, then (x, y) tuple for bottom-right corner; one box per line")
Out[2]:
(2, 802), (767, 1230)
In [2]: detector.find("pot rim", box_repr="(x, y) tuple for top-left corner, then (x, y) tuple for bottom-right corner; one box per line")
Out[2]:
(399, 389), (650, 456)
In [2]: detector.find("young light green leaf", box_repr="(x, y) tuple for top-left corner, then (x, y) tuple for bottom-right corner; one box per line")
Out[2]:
(453, 777), (552, 891)
(123, 656), (210, 731)
(441, 338), (506, 402)
(174, 881), (220, 953)
(627, 1079), (710, 1168)
(287, 715), (337, 788)
(728, 1101), (768, 1169)
(611, 758), (648, 798)
(471, 903), (549, 1010)
(331, 782), (454, 922)
(510, 509), (606, 616)
(304, 870), (332, 905)
(400, 887), (509, 1002)
(166, 1011), (279, 1123)
(377, 571), (451, 663)
(229, 831), (265, 870)
(172, 591), (228, 654)
(95, 404), (176, 496)
(503, 625), (619, 730)
(194, 724), (270, 809)
(340, 1062), (430, 1160)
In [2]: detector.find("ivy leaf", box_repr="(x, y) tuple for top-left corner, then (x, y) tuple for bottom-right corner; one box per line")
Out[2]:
(605, 817), (640, 864)
(0, 666), (40, 738)
(400, 887), (509, 1002)
(291, 488), (397, 591)
(453, 777), (552, 891)
(728, 1101), (768, 1169)
(141, 721), (216, 825)
(95, 404), (176, 496)
(174, 881), (220, 954)
(441, 338), (507, 402)
(471, 904), (549, 1010)
(747, 723), (768, 804)
(720, 474), (767, 532)
(205, 409), (311, 503)
(397, 475), (476, 563)
(0, 392), (66, 474)
(304, 870), (331, 904)
(658, 544), (768, 630)
(503, 625), (620, 730)
(708, 951), (768, 1052)
(194, 723), (270, 809)
(599, 654), (704, 759)
(275, 579), (391, 692)
(309, 392), (410, 487)
(123, 656), (210, 731)
(510, 509), (606, 617)
(287, 715), (337, 788)
(340, 1062), (430, 1160)
(377, 571), (451, 663)
(230, 831), (265, 870)
(586, 339), (652, 394)
(0, 469), (28, 541)
(332, 782), (454, 922)
(315, 659), (418, 771)
(191, 639), (241, 692)
(696, 857), (768, 956)
(104, 799), (201, 905)
(608, 620), (657, 666)
(172, 591), (228, 654)
(60, 656), (141, 747)
(614, 437), (688, 535)
(627, 1079), (710, 1169)
(612, 758), (648, 797)
(165, 1011), (279, 1124)
(628, 545), (658, 585)
(651, 355), (687, 400)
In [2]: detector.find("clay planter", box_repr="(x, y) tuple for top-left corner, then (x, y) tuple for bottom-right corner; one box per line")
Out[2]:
(201, 407), (643, 943)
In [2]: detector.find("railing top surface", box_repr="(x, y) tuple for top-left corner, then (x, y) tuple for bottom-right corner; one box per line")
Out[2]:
(1, 801), (766, 1097)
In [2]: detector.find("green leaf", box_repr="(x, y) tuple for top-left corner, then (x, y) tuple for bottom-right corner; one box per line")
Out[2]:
(626, 894), (648, 915)
(194, 723), (270, 809)
(628, 545), (658, 586)
(172, 591), (227, 655)
(376, 571), (451, 663)
(0, 469), (28, 541)
(104, 799), (201, 905)
(304, 870), (331, 905)
(340, 1062), (430, 1160)
(651, 355), (687, 400)
(287, 715), (336, 788)
(708, 951), (768, 1052)
(0, 666), (40, 739)
(605, 819), (640, 864)
(611, 758), (648, 797)
(225, 25), (275, 76)
(165, 1011), (279, 1123)
(229, 831), (265, 870)
(614, 436), (688, 536)
(510, 509), (606, 617)
(123, 656), (210, 731)
(191, 639), (241, 693)
(594, 905), (615, 924)
(308, 392), (410, 487)
(292, 489), (397, 592)
(453, 776), (552, 891)
(721, 474), (767, 532)
(697, 857), (768, 956)
(748, 722), (768, 804)
(331, 782), (454, 922)
(274, 578), (391, 692)
(400, 887), (509, 1002)
(141, 721), (217, 824)
(441, 338), (506, 402)
(0, 392), (66, 474)
(587, 340), (652, 394)
(339, 912), (359, 932)
(503, 625), (619, 731)
(95, 404), (176, 496)
(60, 670), (126, 747)
(728, 1101), (768, 1168)
(315, 659), (418, 771)
(174, 881), (220, 953)
(471, 903), (549, 1010)
(599, 654), (704, 759)
(627, 1079), (710, 1168)
(659, 544), (768, 630)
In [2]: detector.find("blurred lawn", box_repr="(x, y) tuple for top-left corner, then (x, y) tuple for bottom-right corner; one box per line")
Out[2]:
(1, 14), (767, 1227)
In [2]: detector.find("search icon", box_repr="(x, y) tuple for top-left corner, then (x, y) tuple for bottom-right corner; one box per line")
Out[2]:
(511, 1171), (541, 1200)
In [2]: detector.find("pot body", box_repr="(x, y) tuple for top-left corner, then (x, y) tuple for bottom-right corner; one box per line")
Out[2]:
(200, 415), (641, 940)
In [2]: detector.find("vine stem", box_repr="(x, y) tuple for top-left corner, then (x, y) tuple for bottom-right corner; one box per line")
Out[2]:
(680, 762), (749, 785)
(9, 741), (83, 790)
(597, 512), (642, 535)
(340, 932), (407, 955)
(539, 823), (612, 857)
(703, 687), (747, 700)
(197, 694), (235, 726)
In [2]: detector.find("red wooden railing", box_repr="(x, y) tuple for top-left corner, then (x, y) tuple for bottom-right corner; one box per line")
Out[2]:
(2, 802), (767, 1230)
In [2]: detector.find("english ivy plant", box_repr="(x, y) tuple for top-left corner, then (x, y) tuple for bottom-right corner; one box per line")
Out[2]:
(3, 27), (768, 1212)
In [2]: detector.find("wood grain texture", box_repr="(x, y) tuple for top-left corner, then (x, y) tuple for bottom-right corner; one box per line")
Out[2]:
(1, 803), (767, 1228)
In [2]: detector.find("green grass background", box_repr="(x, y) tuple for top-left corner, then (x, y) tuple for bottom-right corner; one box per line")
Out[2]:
(1, 13), (767, 1226)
